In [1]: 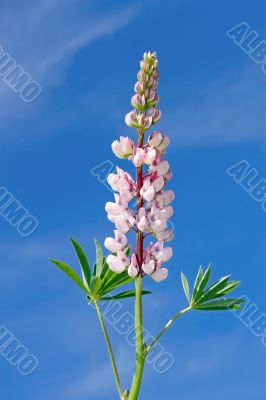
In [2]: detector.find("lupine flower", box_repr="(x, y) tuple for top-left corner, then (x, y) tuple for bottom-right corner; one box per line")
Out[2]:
(106, 249), (130, 273)
(104, 230), (127, 252)
(128, 254), (139, 277)
(111, 137), (135, 159)
(105, 51), (174, 282)
(151, 267), (168, 282)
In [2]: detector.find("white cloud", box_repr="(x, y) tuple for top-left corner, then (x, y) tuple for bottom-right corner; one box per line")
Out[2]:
(0, 0), (141, 120)
(164, 66), (265, 146)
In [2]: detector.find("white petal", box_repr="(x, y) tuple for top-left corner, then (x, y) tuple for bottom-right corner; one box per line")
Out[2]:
(106, 255), (127, 273)
(142, 260), (155, 275)
(157, 161), (169, 176)
(160, 247), (173, 262)
(105, 202), (121, 215)
(115, 218), (130, 233)
(128, 263), (138, 277)
(153, 177), (165, 192)
(104, 237), (121, 253)
(143, 186), (155, 201)
(151, 268), (168, 282)
(114, 230), (127, 247)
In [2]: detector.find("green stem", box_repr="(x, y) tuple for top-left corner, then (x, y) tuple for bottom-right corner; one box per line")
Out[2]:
(95, 301), (123, 399)
(146, 306), (191, 354)
(128, 275), (145, 400)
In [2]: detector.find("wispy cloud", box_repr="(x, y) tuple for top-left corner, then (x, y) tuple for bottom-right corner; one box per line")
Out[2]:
(164, 66), (264, 147)
(0, 0), (141, 121)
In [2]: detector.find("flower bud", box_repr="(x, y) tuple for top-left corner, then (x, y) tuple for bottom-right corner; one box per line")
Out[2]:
(125, 110), (138, 127)
(128, 254), (139, 277)
(152, 80), (158, 90)
(147, 76), (154, 88)
(147, 89), (156, 103)
(138, 113), (153, 131)
(148, 93), (159, 107)
(152, 108), (161, 124)
(131, 94), (145, 110)
(153, 70), (159, 79)
(134, 81), (145, 94)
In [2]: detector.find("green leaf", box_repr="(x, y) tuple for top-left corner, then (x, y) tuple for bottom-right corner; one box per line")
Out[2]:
(50, 259), (91, 296)
(91, 276), (102, 295)
(95, 239), (104, 277)
(212, 281), (240, 298)
(181, 272), (190, 303)
(102, 272), (132, 291)
(193, 264), (212, 303)
(99, 278), (132, 296)
(101, 290), (151, 301)
(192, 266), (204, 299)
(200, 275), (231, 302)
(194, 298), (244, 311)
(69, 238), (91, 288)
(125, 247), (130, 257)
(100, 258), (109, 280)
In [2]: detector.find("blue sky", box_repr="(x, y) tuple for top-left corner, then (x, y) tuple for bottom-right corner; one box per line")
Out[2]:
(0, 0), (265, 398)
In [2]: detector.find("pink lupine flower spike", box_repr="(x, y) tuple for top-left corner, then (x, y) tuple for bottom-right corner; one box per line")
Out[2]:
(104, 51), (174, 282)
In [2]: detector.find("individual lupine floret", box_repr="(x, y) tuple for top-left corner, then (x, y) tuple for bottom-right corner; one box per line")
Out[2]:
(150, 160), (170, 177)
(106, 249), (130, 273)
(140, 174), (164, 201)
(151, 267), (168, 282)
(105, 195), (135, 234)
(141, 240), (172, 282)
(128, 254), (139, 278)
(132, 147), (156, 167)
(148, 107), (161, 124)
(111, 136), (135, 159)
(151, 240), (173, 262)
(104, 230), (128, 253)
(107, 167), (136, 202)
(148, 131), (170, 152)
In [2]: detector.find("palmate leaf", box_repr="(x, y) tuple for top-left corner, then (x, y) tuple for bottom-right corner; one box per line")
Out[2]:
(69, 237), (91, 289)
(199, 275), (231, 302)
(91, 276), (102, 294)
(193, 264), (212, 302)
(50, 238), (151, 302)
(95, 239), (104, 277)
(192, 266), (203, 299)
(101, 290), (151, 301)
(181, 272), (190, 303)
(194, 298), (245, 311)
(50, 259), (92, 296)
(181, 264), (244, 312)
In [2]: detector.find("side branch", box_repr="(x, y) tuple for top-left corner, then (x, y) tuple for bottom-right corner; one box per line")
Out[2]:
(146, 306), (191, 354)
